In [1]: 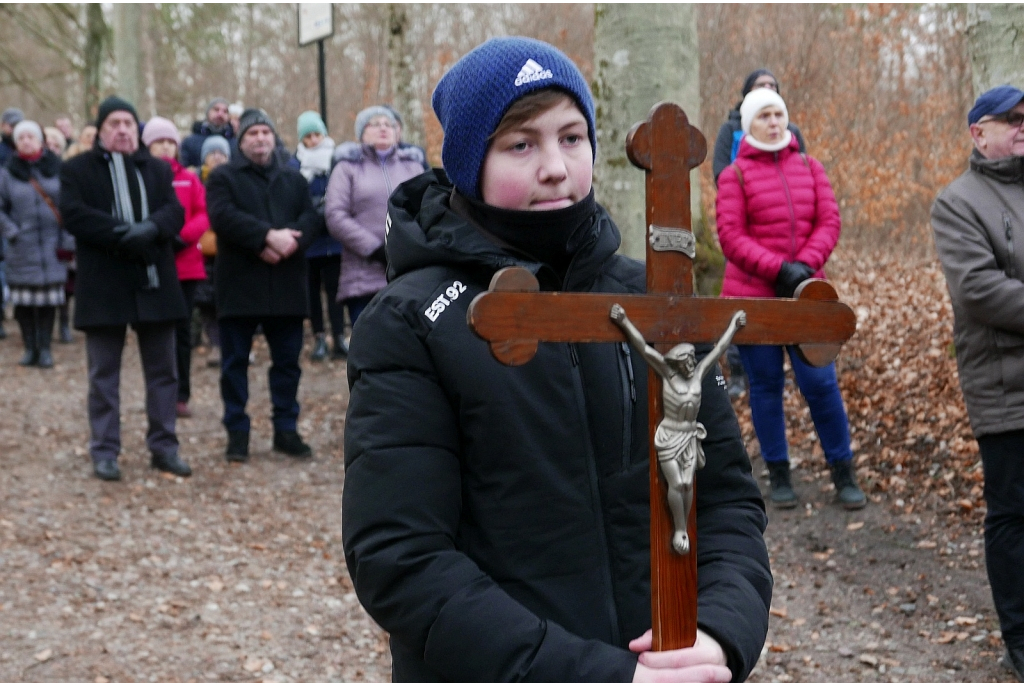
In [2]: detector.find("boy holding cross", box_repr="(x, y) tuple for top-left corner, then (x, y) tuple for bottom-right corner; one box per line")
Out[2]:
(342, 37), (771, 682)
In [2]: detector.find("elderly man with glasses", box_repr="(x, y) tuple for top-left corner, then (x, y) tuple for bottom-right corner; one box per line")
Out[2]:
(932, 84), (1024, 680)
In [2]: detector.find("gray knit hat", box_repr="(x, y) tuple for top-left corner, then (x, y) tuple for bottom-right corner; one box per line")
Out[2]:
(354, 106), (396, 142)
(207, 97), (229, 115)
(200, 135), (231, 163)
(237, 108), (276, 139)
(2, 108), (25, 127)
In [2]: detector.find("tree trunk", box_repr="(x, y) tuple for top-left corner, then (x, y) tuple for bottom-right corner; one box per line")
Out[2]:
(967, 4), (1024, 96)
(388, 4), (424, 147)
(593, 4), (700, 260)
(113, 3), (143, 107)
(84, 3), (107, 120)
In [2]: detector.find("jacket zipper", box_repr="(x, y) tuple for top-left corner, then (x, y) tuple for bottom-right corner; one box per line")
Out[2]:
(618, 343), (636, 470)
(377, 155), (394, 196)
(1005, 213), (1017, 279)
(567, 341), (622, 644)
(776, 152), (797, 259)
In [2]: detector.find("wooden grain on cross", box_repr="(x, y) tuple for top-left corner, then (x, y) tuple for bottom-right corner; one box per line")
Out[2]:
(466, 102), (856, 651)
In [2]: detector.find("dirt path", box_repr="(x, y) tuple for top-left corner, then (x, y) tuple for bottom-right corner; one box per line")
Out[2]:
(744, 445), (1004, 683)
(0, 332), (390, 682)
(0, 294), (1012, 683)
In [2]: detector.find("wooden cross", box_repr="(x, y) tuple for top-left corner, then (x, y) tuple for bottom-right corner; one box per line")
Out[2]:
(465, 103), (856, 651)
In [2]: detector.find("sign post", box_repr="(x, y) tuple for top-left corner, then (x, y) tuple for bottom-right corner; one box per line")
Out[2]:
(297, 4), (334, 129)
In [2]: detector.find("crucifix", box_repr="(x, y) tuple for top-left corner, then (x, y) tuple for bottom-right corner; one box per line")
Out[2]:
(465, 103), (856, 650)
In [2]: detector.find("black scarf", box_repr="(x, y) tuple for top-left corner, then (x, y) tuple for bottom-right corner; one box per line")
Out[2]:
(453, 189), (598, 279)
(6, 149), (60, 182)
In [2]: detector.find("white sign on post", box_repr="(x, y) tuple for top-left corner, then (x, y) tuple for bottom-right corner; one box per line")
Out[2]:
(298, 4), (334, 46)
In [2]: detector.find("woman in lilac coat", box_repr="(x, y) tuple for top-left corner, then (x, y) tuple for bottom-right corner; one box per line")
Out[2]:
(324, 106), (426, 325)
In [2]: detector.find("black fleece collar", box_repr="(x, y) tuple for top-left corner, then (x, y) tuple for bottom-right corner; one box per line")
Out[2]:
(6, 149), (61, 181)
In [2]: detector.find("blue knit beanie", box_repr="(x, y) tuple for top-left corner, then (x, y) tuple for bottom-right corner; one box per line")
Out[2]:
(431, 36), (596, 199)
(297, 110), (328, 141)
(200, 135), (231, 163)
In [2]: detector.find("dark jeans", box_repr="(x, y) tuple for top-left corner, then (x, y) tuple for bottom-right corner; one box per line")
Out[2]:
(979, 429), (1024, 650)
(219, 315), (303, 434)
(307, 254), (344, 337)
(737, 344), (853, 465)
(85, 322), (178, 463)
(345, 294), (375, 326)
(175, 280), (199, 403)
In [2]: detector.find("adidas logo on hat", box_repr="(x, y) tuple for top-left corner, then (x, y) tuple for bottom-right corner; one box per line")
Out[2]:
(514, 58), (553, 87)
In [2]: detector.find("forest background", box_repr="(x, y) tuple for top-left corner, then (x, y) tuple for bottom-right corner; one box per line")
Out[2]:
(0, 3), (988, 257)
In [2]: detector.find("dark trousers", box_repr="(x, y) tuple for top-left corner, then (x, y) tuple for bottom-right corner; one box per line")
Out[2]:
(737, 344), (853, 465)
(219, 315), (303, 434)
(175, 280), (199, 403)
(979, 429), (1024, 650)
(345, 294), (375, 326)
(85, 322), (178, 463)
(307, 254), (344, 337)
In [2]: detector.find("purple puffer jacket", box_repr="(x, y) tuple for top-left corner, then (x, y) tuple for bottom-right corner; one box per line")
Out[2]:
(325, 142), (426, 301)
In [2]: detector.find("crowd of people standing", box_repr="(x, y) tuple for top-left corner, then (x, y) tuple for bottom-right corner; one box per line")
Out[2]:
(0, 95), (425, 482)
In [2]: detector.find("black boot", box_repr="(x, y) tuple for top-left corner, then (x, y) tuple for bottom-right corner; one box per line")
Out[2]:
(332, 334), (349, 360)
(310, 333), (329, 362)
(58, 302), (73, 343)
(14, 306), (37, 366)
(226, 431), (250, 462)
(767, 461), (798, 508)
(1001, 647), (1024, 681)
(830, 459), (867, 510)
(151, 452), (192, 477)
(35, 307), (55, 369)
(273, 430), (312, 458)
(93, 459), (121, 481)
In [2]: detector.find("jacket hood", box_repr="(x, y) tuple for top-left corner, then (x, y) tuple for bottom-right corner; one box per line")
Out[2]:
(333, 140), (425, 167)
(192, 120), (235, 139)
(385, 169), (622, 290)
(970, 149), (1024, 184)
(6, 148), (60, 181)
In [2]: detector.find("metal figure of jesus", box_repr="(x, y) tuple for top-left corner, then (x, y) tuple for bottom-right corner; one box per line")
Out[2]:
(611, 304), (746, 555)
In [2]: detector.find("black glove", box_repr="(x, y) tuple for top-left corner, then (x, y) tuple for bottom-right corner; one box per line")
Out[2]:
(369, 244), (387, 265)
(171, 234), (188, 253)
(115, 221), (159, 258)
(774, 261), (815, 298)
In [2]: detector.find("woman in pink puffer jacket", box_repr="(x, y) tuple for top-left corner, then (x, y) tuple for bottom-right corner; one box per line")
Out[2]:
(715, 88), (865, 512)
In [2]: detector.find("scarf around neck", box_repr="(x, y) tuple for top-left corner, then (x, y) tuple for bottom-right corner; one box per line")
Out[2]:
(453, 189), (598, 279)
(744, 129), (793, 153)
(295, 136), (336, 180)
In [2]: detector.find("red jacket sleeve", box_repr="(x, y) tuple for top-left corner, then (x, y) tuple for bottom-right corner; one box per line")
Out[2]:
(715, 165), (785, 281)
(794, 157), (841, 271)
(178, 172), (210, 246)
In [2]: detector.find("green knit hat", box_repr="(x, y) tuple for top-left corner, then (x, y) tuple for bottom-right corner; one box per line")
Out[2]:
(297, 111), (327, 141)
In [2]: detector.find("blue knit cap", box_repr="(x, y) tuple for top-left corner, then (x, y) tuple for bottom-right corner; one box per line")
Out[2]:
(431, 36), (596, 199)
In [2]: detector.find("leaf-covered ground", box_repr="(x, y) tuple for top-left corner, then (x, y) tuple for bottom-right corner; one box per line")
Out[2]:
(0, 246), (1012, 682)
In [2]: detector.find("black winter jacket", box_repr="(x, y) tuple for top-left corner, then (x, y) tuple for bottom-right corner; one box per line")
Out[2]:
(712, 109), (807, 185)
(206, 154), (320, 318)
(60, 146), (187, 328)
(342, 170), (772, 682)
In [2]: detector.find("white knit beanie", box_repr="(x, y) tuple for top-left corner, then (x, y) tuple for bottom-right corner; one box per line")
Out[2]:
(740, 89), (788, 134)
(12, 120), (43, 143)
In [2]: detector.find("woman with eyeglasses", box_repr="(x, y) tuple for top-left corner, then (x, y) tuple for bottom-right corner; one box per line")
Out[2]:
(716, 88), (866, 512)
(324, 106), (426, 326)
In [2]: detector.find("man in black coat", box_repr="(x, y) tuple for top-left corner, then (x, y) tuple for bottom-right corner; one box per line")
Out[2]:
(60, 96), (191, 482)
(206, 108), (320, 461)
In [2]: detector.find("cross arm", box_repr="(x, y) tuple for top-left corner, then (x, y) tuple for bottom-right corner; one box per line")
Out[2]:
(467, 267), (855, 367)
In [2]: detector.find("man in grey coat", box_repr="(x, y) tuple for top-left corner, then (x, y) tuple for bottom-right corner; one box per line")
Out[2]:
(931, 84), (1024, 679)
